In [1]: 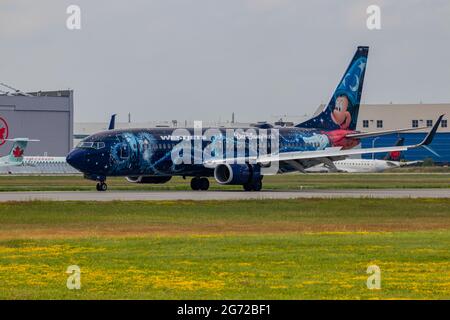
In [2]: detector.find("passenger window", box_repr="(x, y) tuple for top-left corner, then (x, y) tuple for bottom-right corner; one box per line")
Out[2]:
(96, 142), (106, 149)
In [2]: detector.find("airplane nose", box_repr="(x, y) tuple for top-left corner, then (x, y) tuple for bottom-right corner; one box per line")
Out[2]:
(66, 149), (85, 171)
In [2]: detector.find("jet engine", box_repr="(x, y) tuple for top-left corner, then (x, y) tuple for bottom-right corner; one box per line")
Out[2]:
(214, 163), (261, 185)
(126, 176), (172, 184)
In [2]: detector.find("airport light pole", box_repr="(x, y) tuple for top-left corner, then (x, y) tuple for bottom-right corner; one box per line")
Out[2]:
(372, 137), (380, 160)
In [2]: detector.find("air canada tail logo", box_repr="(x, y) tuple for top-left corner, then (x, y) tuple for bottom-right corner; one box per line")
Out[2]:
(0, 117), (9, 146)
(13, 146), (24, 158)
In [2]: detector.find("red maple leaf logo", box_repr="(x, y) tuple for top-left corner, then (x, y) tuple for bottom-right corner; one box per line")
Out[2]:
(13, 146), (24, 158)
(389, 151), (401, 161)
(0, 127), (5, 140)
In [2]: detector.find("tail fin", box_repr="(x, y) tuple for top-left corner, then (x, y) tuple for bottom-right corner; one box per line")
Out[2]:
(384, 137), (404, 161)
(108, 114), (117, 130)
(297, 46), (369, 131)
(1, 138), (39, 164)
(2, 138), (29, 164)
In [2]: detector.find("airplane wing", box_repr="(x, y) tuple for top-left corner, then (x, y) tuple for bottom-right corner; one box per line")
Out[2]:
(204, 115), (443, 169)
(345, 126), (428, 139)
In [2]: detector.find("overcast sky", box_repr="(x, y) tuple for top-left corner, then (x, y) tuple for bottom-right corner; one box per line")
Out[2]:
(1, 0), (449, 123)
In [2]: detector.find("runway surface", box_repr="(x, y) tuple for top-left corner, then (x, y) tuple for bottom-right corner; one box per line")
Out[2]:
(0, 189), (449, 201)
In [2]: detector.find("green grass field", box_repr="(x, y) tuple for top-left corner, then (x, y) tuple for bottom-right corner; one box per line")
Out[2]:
(0, 199), (449, 299)
(0, 172), (449, 192)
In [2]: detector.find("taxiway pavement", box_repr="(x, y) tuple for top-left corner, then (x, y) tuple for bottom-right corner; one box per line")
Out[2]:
(0, 189), (449, 201)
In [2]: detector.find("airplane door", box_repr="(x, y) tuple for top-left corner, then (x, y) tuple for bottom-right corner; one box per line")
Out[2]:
(120, 144), (129, 159)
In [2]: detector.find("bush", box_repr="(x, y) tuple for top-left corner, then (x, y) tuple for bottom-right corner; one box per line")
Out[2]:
(422, 158), (435, 167)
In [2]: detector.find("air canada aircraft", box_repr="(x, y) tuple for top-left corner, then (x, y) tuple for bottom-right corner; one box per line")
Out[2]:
(0, 138), (79, 174)
(66, 46), (443, 191)
(306, 138), (424, 173)
(0, 138), (36, 167)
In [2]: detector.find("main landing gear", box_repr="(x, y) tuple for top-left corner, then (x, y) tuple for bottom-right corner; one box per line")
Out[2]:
(190, 177), (210, 191)
(243, 178), (262, 192)
(96, 181), (107, 192)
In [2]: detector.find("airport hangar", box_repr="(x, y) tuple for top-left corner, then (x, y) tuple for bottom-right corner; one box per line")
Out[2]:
(0, 90), (74, 156)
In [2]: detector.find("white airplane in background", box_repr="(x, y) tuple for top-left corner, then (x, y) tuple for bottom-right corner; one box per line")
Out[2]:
(0, 115), (118, 174)
(0, 138), (39, 166)
(318, 158), (421, 173)
(0, 138), (80, 174)
(306, 138), (423, 173)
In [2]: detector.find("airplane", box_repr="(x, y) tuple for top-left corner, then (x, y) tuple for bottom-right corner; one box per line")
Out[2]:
(0, 138), (79, 174)
(305, 138), (423, 173)
(66, 46), (444, 191)
(0, 138), (36, 167)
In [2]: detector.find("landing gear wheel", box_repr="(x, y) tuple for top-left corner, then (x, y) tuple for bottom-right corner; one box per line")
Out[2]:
(199, 178), (210, 191)
(191, 177), (209, 191)
(190, 178), (200, 191)
(96, 182), (107, 192)
(252, 180), (262, 191)
(243, 179), (263, 192)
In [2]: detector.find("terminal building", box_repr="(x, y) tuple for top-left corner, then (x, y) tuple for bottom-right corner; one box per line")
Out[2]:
(0, 90), (74, 156)
(356, 104), (449, 164)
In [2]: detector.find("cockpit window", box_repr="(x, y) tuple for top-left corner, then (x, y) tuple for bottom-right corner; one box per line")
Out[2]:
(77, 142), (94, 148)
(77, 141), (105, 149)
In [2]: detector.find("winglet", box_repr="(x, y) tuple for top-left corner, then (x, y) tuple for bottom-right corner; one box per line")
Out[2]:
(419, 114), (444, 146)
(108, 114), (117, 130)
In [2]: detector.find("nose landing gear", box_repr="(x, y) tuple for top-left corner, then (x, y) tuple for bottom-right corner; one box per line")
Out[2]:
(96, 181), (108, 192)
(190, 177), (210, 191)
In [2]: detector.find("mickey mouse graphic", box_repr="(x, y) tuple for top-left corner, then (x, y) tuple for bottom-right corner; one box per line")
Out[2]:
(331, 94), (352, 129)
(328, 56), (366, 130)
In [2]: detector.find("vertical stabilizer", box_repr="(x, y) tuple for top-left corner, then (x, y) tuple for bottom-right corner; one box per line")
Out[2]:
(0, 138), (38, 165)
(297, 46), (369, 131)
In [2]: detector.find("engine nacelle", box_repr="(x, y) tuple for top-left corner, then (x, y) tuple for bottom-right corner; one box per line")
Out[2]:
(214, 164), (261, 185)
(126, 176), (172, 184)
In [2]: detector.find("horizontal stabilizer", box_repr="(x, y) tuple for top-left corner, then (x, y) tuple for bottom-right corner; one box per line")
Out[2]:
(5, 138), (40, 142)
(421, 145), (440, 157)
